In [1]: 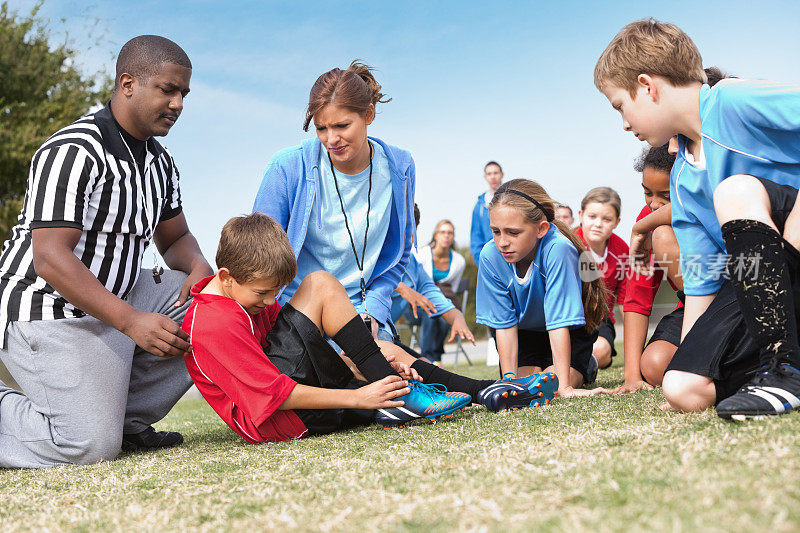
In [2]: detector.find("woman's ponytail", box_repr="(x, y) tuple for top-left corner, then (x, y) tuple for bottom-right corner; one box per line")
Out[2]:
(347, 60), (391, 106)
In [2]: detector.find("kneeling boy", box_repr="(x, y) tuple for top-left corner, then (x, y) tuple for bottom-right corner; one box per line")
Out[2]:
(183, 214), (519, 442)
(596, 19), (800, 418)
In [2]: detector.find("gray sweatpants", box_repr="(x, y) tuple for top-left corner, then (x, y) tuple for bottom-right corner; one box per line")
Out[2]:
(0, 270), (193, 468)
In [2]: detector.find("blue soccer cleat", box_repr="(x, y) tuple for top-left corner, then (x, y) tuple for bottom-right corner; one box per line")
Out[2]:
(477, 372), (559, 413)
(376, 380), (471, 428)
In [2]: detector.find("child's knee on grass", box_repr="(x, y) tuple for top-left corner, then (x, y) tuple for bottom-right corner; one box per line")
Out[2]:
(641, 341), (677, 386)
(593, 337), (612, 368)
(713, 175), (775, 227)
(517, 365), (544, 378)
(662, 370), (716, 412)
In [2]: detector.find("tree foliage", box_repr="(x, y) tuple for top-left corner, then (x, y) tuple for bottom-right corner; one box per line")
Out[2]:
(0, 1), (111, 235)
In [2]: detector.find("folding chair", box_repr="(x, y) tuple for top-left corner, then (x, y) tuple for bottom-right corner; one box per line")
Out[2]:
(394, 311), (422, 350)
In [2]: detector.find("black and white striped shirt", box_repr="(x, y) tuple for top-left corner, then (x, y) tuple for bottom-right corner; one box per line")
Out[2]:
(0, 103), (182, 343)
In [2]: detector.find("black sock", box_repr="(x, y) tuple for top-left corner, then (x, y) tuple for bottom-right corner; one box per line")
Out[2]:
(722, 219), (800, 367)
(332, 316), (399, 382)
(410, 360), (495, 403)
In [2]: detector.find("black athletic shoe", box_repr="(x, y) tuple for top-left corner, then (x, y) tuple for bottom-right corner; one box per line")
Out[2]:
(584, 355), (598, 385)
(121, 426), (184, 452)
(717, 363), (800, 420)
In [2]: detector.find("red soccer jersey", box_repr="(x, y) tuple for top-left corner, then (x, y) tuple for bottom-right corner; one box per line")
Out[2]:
(182, 276), (308, 443)
(575, 227), (628, 323)
(622, 205), (683, 316)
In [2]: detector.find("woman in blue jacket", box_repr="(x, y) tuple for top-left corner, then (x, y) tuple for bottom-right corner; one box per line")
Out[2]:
(253, 61), (414, 342)
(252, 62), (531, 417)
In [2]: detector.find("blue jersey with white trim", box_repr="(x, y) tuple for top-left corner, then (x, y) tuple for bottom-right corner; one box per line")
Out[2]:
(476, 225), (585, 332)
(672, 79), (800, 296)
(671, 147), (727, 295)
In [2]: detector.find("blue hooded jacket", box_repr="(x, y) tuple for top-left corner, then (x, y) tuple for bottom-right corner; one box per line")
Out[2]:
(253, 136), (416, 327)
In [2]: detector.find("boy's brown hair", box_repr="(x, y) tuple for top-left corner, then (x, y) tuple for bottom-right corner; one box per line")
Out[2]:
(215, 213), (297, 285)
(594, 18), (705, 96)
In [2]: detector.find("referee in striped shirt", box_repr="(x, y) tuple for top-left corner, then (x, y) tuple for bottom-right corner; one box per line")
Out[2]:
(0, 36), (213, 468)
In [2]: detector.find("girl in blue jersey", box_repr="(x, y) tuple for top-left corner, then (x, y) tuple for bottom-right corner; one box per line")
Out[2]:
(477, 179), (609, 397)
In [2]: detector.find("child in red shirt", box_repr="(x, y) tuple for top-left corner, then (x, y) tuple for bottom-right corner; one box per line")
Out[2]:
(575, 187), (628, 371)
(617, 143), (683, 393)
(183, 214), (512, 442)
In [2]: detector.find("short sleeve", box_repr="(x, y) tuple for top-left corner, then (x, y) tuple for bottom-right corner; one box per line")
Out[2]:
(476, 246), (517, 329)
(28, 144), (98, 230)
(623, 260), (664, 315)
(160, 150), (182, 221)
(608, 235), (629, 311)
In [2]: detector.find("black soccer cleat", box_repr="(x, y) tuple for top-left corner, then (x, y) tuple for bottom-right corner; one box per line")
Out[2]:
(122, 426), (184, 452)
(717, 363), (800, 420)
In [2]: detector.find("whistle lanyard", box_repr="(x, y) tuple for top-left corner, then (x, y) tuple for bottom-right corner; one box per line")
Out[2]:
(329, 142), (374, 304)
(119, 133), (164, 283)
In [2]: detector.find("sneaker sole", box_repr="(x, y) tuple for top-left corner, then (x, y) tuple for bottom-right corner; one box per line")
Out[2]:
(480, 373), (559, 413)
(719, 410), (789, 421)
(495, 389), (559, 412)
(514, 373), (559, 411)
(378, 401), (471, 429)
(718, 397), (800, 421)
(492, 377), (559, 413)
(494, 390), (546, 412)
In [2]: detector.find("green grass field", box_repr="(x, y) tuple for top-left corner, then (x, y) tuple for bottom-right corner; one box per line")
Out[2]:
(2, 355), (800, 532)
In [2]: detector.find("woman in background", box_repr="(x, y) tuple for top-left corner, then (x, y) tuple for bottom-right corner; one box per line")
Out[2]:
(416, 220), (466, 363)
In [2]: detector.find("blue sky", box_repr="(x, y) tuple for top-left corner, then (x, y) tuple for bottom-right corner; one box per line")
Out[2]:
(9, 0), (800, 263)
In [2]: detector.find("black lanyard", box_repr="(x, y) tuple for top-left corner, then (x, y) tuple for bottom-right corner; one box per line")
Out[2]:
(329, 142), (374, 303)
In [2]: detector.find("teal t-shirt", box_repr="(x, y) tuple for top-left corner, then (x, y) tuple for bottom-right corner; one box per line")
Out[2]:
(286, 141), (393, 313)
(432, 250), (452, 282)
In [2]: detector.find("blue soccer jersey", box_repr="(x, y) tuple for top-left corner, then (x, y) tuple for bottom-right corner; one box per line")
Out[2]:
(476, 225), (585, 332)
(672, 78), (800, 296)
(671, 146), (727, 295)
